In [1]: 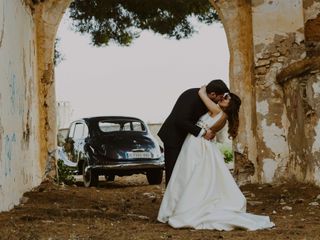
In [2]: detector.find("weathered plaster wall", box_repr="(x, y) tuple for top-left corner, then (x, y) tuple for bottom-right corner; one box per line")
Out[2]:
(210, 0), (320, 186)
(304, 0), (320, 56)
(0, 0), (71, 212)
(281, 73), (320, 183)
(0, 0), (41, 211)
(288, 0), (320, 184)
(251, 0), (320, 184)
(252, 0), (306, 183)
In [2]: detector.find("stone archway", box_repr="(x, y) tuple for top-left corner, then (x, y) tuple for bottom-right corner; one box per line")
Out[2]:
(31, 0), (258, 184)
(30, 0), (320, 186)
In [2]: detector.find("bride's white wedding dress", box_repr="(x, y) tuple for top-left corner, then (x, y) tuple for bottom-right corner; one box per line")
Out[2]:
(157, 112), (275, 231)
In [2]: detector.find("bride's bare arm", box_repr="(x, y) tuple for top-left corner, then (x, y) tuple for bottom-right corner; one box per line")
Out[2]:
(210, 114), (228, 133)
(198, 85), (221, 115)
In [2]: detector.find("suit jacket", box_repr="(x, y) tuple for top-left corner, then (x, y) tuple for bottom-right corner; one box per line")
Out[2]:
(158, 88), (208, 149)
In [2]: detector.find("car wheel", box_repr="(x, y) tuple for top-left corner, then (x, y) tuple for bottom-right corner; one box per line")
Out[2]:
(146, 169), (163, 185)
(82, 160), (98, 187)
(104, 175), (115, 182)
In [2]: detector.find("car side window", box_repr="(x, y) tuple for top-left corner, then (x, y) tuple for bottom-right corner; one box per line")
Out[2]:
(68, 123), (76, 138)
(123, 122), (131, 131)
(132, 121), (146, 131)
(83, 124), (89, 138)
(74, 123), (84, 140)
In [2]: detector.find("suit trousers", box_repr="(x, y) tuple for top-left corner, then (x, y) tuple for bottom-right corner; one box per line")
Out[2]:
(163, 145), (181, 186)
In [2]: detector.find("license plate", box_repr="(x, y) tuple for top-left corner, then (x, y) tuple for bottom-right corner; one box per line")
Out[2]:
(126, 152), (152, 159)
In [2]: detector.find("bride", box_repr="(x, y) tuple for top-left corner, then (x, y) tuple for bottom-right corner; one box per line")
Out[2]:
(157, 86), (275, 231)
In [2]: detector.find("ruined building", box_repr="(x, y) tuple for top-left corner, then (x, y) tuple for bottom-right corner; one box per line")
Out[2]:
(0, 0), (320, 211)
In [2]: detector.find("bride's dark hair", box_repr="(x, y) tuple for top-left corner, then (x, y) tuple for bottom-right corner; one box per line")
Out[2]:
(224, 93), (241, 139)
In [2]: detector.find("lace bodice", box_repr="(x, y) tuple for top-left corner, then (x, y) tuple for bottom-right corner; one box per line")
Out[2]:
(196, 111), (224, 130)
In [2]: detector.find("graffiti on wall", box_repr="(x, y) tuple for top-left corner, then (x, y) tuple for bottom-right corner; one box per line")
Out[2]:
(9, 71), (17, 114)
(8, 61), (24, 116)
(4, 133), (16, 177)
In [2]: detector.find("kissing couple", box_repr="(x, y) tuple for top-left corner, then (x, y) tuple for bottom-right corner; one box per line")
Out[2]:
(157, 79), (275, 231)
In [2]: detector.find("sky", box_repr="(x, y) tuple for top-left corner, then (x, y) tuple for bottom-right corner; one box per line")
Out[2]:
(55, 13), (229, 124)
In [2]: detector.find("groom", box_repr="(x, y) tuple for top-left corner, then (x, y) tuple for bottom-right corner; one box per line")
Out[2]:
(158, 79), (229, 185)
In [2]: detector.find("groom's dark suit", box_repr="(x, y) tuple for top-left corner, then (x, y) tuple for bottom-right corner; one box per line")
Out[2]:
(158, 88), (208, 185)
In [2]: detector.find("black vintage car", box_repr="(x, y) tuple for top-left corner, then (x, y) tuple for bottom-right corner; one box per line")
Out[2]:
(59, 116), (164, 187)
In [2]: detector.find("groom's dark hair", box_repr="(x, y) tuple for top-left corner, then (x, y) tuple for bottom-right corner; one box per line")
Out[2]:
(206, 79), (229, 94)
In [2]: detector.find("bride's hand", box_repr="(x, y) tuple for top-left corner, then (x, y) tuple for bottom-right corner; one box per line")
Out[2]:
(198, 85), (207, 96)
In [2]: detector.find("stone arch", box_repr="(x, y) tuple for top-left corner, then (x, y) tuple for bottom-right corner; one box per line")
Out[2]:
(30, 0), (320, 187)
(31, 0), (257, 183)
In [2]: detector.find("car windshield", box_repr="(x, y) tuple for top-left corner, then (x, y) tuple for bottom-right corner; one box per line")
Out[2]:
(98, 120), (146, 133)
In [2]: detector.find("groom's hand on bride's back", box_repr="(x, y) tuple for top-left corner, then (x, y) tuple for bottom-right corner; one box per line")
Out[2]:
(203, 129), (216, 141)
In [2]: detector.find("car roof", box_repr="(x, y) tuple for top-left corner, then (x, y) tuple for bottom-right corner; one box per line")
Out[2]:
(81, 116), (144, 122)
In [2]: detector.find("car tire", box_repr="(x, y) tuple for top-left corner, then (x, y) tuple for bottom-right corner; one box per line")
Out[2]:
(104, 175), (115, 182)
(146, 169), (163, 185)
(82, 160), (98, 187)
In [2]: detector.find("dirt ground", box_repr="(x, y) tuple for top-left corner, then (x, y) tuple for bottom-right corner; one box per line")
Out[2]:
(1, 175), (320, 240)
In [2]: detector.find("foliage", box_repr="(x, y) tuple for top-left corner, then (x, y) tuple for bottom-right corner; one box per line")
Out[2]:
(54, 38), (65, 66)
(217, 143), (234, 164)
(222, 148), (233, 163)
(56, 160), (76, 185)
(68, 0), (219, 46)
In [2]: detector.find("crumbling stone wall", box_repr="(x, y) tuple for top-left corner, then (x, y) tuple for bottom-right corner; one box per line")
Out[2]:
(303, 0), (320, 186)
(211, 0), (320, 185)
(275, 0), (320, 184)
(0, 0), (41, 211)
(252, 1), (306, 184)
